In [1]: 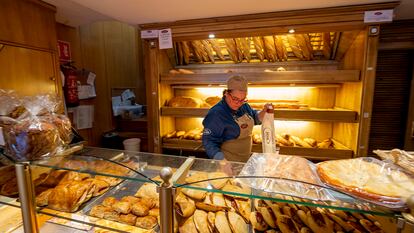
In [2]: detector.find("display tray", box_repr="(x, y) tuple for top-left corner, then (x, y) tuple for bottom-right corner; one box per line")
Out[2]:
(80, 170), (160, 232)
(162, 138), (354, 160)
(161, 106), (358, 122)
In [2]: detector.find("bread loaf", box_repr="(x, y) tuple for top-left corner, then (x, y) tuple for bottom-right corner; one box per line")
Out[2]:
(168, 96), (203, 108)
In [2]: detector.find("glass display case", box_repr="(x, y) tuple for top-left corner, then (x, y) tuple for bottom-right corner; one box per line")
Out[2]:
(0, 146), (413, 232)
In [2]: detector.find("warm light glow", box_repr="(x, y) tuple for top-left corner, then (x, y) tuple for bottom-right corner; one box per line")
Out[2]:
(196, 86), (316, 102)
(248, 87), (314, 101)
(208, 34), (215, 39)
(288, 28), (295, 33)
(253, 121), (312, 134)
(196, 87), (225, 97)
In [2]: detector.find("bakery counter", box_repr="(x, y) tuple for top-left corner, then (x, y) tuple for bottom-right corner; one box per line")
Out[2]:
(0, 147), (412, 232)
(161, 106), (358, 122)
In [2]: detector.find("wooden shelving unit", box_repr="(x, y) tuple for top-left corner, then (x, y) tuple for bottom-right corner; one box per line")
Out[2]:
(160, 70), (361, 85)
(142, 3), (398, 157)
(161, 107), (358, 122)
(162, 138), (353, 160)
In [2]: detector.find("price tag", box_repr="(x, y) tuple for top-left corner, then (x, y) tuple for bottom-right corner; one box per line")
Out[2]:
(158, 28), (173, 49)
(364, 9), (393, 23)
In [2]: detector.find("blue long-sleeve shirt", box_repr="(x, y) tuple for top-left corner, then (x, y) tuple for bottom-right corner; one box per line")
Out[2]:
(202, 97), (260, 159)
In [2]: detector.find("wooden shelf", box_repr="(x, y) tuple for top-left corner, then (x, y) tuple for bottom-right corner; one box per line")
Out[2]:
(160, 70), (360, 85)
(161, 107), (358, 122)
(162, 138), (354, 160)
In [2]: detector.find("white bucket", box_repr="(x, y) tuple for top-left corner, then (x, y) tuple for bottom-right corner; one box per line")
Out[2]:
(123, 138), (141, 152)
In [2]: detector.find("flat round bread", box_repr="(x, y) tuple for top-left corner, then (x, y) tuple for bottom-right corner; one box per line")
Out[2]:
(317, 158), (414, 204)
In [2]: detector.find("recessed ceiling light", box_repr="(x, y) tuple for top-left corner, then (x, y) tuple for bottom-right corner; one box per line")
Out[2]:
(288, 29), (295, 33)
(208, 34), (215, 39)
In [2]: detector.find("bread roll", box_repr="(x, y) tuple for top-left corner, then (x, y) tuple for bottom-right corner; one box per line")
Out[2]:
(205, 96), (221, 106)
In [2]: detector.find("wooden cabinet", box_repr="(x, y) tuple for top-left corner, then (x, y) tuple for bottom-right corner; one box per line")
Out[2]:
(0, 44), (58, 95)
(0, 0), (60, 97)
(141, 2), (399, 159)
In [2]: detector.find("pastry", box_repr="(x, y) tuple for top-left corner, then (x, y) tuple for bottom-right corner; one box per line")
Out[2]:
(36, 188), (53, 206)
(306, 210), (334, 233)
(175, 192), (196, 218)
(135, 182), (159, 204)
(303, 138), (317, 147)
(250, 211), (268, 231)
(86, 178), (110, 196)
(112, 201), (131, 214)
(193, 209), (210, 233)
(47, 180), (95, 212)
(120, 195), (140, 204)
(119, 213), (137, 226)
(149, 208), (159, 217)
(90, 205), (112, 219)
(277, 214), (300, 233)
(257, 206), (277, 228)
(131, 201), (150, 216)
(207, 172), (228, 189)
(227, 211), (248, 233)
(135, 215), (157, 229)
(103, 210), (120, 222)
(179, 216), (198, 233)
(317, 158), (414, 203)
(215, 211), (233, 233)
(102, 196), (117, 207)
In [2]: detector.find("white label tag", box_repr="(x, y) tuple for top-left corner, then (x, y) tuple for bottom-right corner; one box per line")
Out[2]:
(141, 30), (159, 38)
(158, 28), (173, 49)
(364, 9), (393, 23)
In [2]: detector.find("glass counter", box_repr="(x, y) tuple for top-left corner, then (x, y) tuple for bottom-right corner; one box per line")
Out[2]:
(0, 146), (412, 233)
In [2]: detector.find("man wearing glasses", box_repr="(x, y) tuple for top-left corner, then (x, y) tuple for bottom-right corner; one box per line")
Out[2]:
(202, 75), (271, 162)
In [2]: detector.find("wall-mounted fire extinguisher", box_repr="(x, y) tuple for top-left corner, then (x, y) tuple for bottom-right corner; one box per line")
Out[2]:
(61, 63), (79, 107)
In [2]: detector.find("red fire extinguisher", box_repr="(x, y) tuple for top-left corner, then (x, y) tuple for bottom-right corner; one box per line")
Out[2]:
(62, 64), (79, 107)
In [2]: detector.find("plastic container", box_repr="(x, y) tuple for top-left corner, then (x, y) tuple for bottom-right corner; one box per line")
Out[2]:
(123, 138), (141, 152)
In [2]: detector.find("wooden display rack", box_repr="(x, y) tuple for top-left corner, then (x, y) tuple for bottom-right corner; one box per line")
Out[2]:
(141, 2), (399, 158)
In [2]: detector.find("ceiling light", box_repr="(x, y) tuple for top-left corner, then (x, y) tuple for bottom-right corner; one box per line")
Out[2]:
(208, 34), (215, 39)
(288, 29), (295, 33)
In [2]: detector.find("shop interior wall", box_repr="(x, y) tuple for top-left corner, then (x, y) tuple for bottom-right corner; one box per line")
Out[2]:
(56, 21), (145, 146)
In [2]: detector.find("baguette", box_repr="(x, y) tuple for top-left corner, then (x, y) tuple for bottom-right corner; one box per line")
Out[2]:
(252, 37), (265, 61)
(274, 35), (288, 61)
(290, 135), (312, 148)
(263, 36), (278, 62)
(208, 39), (225, 60)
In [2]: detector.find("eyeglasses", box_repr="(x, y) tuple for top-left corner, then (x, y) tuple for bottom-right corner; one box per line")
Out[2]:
(227, 92), (248, 104)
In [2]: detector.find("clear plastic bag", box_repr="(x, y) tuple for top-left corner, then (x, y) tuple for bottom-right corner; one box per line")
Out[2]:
(373, 148), (414, 175)
(238, 153), (336, 201)
(317, 157), (414, 209)
(2, 93), (72, 161)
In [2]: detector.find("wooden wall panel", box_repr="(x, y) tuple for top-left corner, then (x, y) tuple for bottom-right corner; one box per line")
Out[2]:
(79, 22), (110, 146)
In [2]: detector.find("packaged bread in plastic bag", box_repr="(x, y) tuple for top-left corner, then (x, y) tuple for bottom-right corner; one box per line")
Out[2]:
(2, 93), (71, 161)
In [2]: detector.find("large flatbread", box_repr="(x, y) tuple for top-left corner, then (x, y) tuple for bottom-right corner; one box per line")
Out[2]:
(317, 158), (414, 204)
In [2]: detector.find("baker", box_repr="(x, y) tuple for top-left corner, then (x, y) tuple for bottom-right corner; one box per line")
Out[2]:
(202, 75), (271, 162)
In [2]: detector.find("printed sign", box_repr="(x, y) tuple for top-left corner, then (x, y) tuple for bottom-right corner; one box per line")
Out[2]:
(158, 28), (173, 49)
(364, 9), (393, 23)
(141, 30), (159, 38)
(57, 40), (71, 62)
